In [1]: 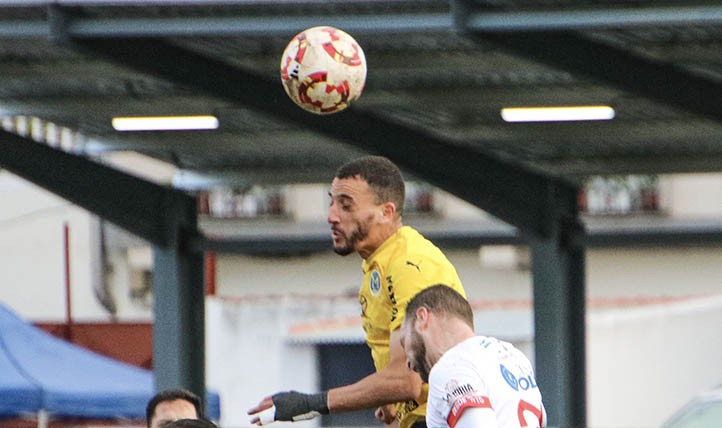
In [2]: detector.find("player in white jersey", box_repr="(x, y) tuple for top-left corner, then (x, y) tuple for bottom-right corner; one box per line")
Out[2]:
(400, 285), (546, 428)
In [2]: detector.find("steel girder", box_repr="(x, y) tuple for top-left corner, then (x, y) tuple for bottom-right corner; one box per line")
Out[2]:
(1, 3), (721, 38)
(0, 129), (195, 247)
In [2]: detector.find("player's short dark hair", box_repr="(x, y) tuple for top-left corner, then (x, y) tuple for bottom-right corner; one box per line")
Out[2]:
(161, 419), (217, 428)
(146, 388), (203, 428)
(405, 285), (473, 329)
(335, 155), (405, 216)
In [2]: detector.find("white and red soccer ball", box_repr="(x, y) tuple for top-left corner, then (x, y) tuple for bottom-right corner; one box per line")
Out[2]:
(280, 26), (367, 115)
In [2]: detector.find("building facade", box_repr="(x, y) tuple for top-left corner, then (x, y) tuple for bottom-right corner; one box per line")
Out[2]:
(1, 168), (721, 428)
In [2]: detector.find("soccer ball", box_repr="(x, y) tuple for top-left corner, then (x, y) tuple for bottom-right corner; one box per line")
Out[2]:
(280, 26), (367, 115)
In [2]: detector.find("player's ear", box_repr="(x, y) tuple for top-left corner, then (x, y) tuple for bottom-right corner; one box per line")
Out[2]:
(380, 201), (396, 223)
(415, 306), (430, 329)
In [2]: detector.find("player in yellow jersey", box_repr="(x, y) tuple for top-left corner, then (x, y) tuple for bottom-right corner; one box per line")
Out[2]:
(248, 155), (466, 428)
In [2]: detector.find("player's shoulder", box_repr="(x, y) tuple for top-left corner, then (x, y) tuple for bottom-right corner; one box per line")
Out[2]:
(384, 230), (433, 266)
(441, 336), (513, 367)
(395, 226), (438, 249)
(395, 228), (450, 265)
(428, 339), (487, 401)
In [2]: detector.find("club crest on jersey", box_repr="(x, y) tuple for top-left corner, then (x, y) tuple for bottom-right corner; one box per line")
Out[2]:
(369, 269), (382, 297)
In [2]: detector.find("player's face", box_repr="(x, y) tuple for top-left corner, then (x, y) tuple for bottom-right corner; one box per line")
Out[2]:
(328, 176), (382, 257)
(401, 319), (432, 383)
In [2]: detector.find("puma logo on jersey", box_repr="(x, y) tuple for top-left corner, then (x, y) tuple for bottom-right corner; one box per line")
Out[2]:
(406, 261), (421, 271)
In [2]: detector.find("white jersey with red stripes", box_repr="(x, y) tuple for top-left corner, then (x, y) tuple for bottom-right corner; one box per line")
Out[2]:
(426, 336), (545, 428)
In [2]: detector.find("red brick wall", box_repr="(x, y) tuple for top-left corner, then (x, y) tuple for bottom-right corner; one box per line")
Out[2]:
(0, 418), (144, 428)
(34, 323), (153, 369)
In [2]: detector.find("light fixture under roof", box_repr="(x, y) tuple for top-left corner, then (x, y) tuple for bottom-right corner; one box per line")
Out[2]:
(501, 106), (615, 123)
(112, 115), (219, 131)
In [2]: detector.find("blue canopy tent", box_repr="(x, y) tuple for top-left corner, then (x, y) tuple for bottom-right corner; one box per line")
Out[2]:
(0, 303), (220, 422)
(0, 334), (42, 416)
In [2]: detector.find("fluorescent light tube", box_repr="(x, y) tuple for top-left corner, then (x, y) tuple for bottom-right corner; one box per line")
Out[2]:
(501, 106), (615, 123)
(112, 115), (219, 131)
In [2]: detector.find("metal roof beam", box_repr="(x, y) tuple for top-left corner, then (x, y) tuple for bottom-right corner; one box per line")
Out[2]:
(73, 36), (576, 238)
(3, 4), (722, 38)
(0, 129), (196, 247)
(0, 10), (451, 38)
(460, 5), (722, 31)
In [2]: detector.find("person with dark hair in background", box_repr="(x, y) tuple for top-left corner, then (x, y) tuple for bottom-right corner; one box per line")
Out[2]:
(401, 285), (546, 428)
(146, 388), (203, 428)
(162, 418), (218, 428)
(249, 156), (466, 428)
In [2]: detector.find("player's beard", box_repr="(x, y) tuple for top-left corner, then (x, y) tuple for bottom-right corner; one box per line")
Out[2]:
(332, 217), (372, 256)
(409, 329), (432, 384)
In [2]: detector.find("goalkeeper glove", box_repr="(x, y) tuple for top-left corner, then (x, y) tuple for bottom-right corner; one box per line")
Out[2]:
(271, 390), (329, 422)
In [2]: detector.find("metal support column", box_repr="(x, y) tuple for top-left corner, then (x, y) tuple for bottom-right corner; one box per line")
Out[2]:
(152, 198), (207, 403)
(528, 186), (587, 428)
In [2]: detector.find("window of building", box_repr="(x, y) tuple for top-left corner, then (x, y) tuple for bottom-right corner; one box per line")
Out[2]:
(197, 185), (287, 218)
(579, 175), (659, 215)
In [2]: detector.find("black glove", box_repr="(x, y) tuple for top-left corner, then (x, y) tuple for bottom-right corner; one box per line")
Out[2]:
(271, 390), (329, 422)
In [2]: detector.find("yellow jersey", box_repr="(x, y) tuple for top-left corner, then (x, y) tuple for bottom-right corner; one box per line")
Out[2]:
(359, 226), (466, 428)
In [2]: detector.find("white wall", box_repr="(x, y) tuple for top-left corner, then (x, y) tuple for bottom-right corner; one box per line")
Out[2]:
(0, 172), (107, 320)
(586, 246), (722, 298)
(659, 173), (722, 218)
(588, 295), (722, 428)
(206, 296), (325, 428)
(215, 252), (361, 298)
(215, 248), (534, 303)
(3, 170), (722, 428)
(286, 183), (329, 222)
(214, 245), (722, 303)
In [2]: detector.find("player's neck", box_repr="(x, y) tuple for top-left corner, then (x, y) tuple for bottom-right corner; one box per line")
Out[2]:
(358, 221), (403, 259)
(430, 318), (474, 360)
(428, 318), (474, 364)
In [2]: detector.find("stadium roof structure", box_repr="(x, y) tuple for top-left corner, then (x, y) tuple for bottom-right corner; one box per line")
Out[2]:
(0, 1), (721, 426)
(1, 1), (721, 184)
